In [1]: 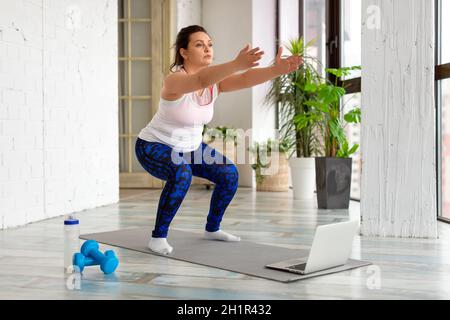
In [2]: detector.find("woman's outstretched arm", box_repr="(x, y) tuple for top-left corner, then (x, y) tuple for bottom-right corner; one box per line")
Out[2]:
(242, 46), (303, 86)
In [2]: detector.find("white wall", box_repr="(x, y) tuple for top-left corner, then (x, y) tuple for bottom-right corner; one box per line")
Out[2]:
(251, 0), (277, 144)
(174, 0), (278, 187)
(202, 0), (277, 187)
(361, 0), (437, 238)
(176, 0), (202, 30)
(0, 0), (119, 229)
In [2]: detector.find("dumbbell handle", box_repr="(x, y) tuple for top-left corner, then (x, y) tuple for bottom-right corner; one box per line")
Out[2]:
(82, 256), (97, 266)
(87, 248), (107, 262)
(72, 253), (98, 273)
(82, 250), (115, 263)
(89, 250), (118, 274)
(73, 251), (115, 273)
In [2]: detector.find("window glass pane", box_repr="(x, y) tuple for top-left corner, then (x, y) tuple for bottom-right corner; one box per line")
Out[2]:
(342, 93), (361, 200)
(130, 0), (151, 19)
(442, 0), (450, 64)
(119, 100), (129, 135)
(279, 0), (300, 48)
(131, 23), (152, 57)
(442, 79), (450, 219)
(304, 0), (326, 73)
(131, 136), (146, 173)
(132, 100), (152, 136)
(118, 0), (126, 19)
(119, 138), (129, 172)
(131, 61), (150, 96)
(342, 0), (361, 79)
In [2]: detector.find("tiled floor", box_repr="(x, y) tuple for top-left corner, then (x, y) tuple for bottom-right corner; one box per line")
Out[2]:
(1, 186), (449, 299)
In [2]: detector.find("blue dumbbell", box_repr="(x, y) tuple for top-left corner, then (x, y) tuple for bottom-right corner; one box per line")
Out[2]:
(80, 240), (119, 274)
(73, 250), (116, 273)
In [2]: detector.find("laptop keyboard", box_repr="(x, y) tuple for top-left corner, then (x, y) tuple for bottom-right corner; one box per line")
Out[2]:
(287, 263), (307, 271)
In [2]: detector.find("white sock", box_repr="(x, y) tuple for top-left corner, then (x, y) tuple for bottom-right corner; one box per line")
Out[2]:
(148, 237), (173, 255)
(204, 230), (241, 242)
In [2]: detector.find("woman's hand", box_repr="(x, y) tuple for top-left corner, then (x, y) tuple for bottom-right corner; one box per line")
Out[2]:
(273, 46), (303, 76)
(233, 43), (265, 71)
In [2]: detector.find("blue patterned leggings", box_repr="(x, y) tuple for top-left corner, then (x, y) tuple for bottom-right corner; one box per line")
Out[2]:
(135, 137), (239, 238)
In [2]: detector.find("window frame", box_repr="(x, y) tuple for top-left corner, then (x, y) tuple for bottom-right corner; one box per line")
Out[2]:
(275, 0), (304, 133)
(276, 0), (361, 201)
(276, 0), (450, 219)
(435, 0), (450, 223)
(435, 0), (450, 82)
(327, 0), (362, 202)
(327, 0), (361, 92)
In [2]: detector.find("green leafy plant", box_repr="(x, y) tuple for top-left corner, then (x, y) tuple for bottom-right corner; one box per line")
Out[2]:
(265, 37), (324, 159)
(294, 66), (362, 158)
(265, 37), (362, 159)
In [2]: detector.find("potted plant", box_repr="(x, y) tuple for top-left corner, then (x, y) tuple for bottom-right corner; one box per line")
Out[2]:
(248, 137), (290, 192)
(297, 66), (361, 209)
(265, 37), (323, 199)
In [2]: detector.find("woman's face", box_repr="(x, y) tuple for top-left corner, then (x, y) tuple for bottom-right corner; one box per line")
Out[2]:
(181, 32), (214, 66)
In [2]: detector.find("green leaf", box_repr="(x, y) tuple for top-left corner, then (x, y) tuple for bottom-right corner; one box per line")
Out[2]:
(329, 119), (346, 147)
(341, 140), (349, 152)
(316, 85), (346, 105)
(344, 108), (361, 124)
(305, 38), (317, 49)
(293, 112), (321, 131)
(304, 82), (318, 93)
(348, 144), (359, 155)
(336, 149), (344, 157)
(304, 100), (329, 113)
(334, 87), (346, 97)
(326, 68), (342, 78)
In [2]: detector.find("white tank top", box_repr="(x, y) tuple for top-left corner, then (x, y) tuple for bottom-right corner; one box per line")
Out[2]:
(138, 67), (219, 153)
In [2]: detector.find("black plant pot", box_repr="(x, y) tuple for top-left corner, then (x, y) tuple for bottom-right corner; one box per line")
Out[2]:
(315, 157), (352, 209)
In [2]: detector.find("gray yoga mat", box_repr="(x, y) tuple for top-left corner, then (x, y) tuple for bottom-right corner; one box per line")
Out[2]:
(80, 227), (372, 283)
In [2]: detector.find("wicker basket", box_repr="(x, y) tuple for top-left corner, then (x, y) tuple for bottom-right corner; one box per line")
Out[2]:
(255, 152), (289, 192)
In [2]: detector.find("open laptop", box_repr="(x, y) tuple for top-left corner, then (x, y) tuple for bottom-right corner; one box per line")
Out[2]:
(265, 220), (359, 275)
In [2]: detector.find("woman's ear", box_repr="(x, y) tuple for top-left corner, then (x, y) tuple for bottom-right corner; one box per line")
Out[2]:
(180, 48), (187, 60)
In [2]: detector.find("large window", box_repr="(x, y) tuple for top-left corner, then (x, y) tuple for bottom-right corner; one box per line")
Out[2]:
(277, 0), (362, 200)
(437, 0), (450, 222)
(340, 0), (362, 200)
(341, 0), (361, 79)
(342, 93), (361, 200)
(304, 0), (327, 71)
(278, 0), (300, 47)
(441, 80), (450, 220)
(324, 0), (363, 201)
(441, 0), (450, 64)
(278, 0), (449, 219)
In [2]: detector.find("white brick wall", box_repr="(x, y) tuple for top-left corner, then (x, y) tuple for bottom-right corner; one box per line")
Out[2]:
(0, 0), (119, 229)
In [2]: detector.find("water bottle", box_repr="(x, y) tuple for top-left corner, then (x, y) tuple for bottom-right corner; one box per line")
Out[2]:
(64, 215), (80, 273)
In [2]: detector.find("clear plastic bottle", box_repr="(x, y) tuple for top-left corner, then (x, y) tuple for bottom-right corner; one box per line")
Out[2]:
(64, 215), (80, 273)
